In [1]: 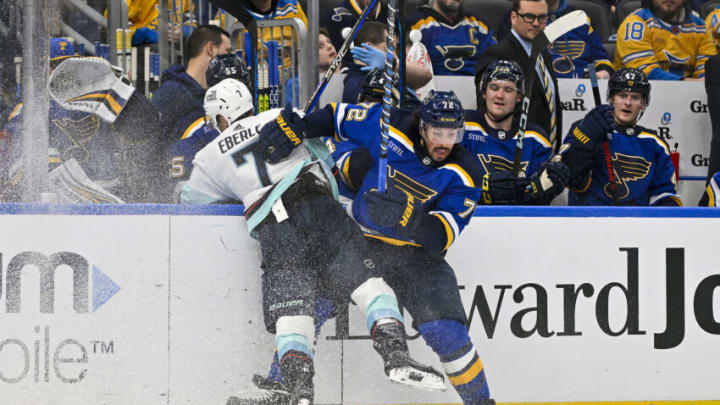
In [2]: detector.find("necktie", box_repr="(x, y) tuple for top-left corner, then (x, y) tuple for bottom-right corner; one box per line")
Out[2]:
(537, 55), (557, 144)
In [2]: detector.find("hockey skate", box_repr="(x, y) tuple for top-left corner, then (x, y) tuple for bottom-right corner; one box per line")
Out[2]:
(280, 353), (314, 405)
(225, 374), (291, 405)
(372, 319), (447, 392)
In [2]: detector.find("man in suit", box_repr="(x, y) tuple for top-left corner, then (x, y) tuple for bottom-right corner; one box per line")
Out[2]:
(475, 0), (562, 149)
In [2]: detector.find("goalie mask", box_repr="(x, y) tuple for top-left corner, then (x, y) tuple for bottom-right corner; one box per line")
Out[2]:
(204, 78), (253, 131)
(419, 90), (465, 144)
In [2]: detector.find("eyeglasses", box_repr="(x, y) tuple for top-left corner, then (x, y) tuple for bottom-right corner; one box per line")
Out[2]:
(515, 12), (549, 24)
(487, 83), (519, 94)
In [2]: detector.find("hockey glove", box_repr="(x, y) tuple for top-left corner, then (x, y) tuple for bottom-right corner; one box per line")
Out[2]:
(257, 103), (308, 163)
(48, 57), (135, 124)
(526, 157), (570, 205)
(364, 187), (422, 240)
(351, 43), (386, 71)
(480, 171), (528, 205)
(572, 104), (614, 147)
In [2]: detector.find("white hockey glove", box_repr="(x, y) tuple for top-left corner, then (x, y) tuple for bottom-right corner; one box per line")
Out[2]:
(48, 57), (135, 123)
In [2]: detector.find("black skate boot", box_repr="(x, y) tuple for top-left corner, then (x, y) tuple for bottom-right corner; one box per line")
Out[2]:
(279, 352), (314, 405)
(371, 318), (447, 392)
(224, 373), (291, 405)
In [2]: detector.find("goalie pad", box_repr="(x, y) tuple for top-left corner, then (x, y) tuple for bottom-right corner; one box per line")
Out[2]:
(46, 159), (125, 204)
(48, 57), (135, 123)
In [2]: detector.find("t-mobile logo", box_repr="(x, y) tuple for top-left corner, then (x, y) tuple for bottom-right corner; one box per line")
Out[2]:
(0, 251), (120, 313)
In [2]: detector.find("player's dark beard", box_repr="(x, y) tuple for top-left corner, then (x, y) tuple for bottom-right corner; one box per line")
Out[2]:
(654, 3), (685, 23)
(437, 0), (462, 17)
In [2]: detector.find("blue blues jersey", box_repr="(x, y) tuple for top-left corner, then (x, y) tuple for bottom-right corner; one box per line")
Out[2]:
(169, 115), (220, 183)
(462, 110), (553, 178)
(409, 5), (496, 76)
(4, 101), (119, 181)
(548, 13), (613, 78)
(307, 102), (483, 252)
(561, 121), (682, 206)
(699, 171), (720, 207)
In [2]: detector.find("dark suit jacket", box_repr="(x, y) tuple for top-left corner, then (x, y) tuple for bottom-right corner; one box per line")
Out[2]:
(475, 33), (563, 148)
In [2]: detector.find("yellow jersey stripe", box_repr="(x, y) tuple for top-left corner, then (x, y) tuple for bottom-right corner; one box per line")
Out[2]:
(182, 117), (205, 140)
(341, 152), (353, 189)
(433, 213), (454, 251)
(708, 184), (716, 207)
(8, 103), (23, 121)
(638, 132), (670, 155)
(442, 163), (474, 187)
(448, 358), (484, 386)
(525, 130), (552, 148)
(388, 125), (414, 149)
(69, 93), (107, 102)
(363, 234), (421, 247)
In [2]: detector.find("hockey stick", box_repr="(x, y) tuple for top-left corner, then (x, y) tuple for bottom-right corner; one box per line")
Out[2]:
(512, 10), (587, 176)
(378, 0), (399, 193)
(304, 0), (379, 113)
(587, 63), (619, 204)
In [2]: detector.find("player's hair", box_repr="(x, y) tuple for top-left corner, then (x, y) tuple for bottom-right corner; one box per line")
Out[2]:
(511, 0), (548, 11)
(354, 21), (387, 46)
(187, 25), (230, 60)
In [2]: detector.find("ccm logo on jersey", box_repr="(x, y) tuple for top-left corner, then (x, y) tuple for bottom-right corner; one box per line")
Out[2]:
(277, 115), (302, 146)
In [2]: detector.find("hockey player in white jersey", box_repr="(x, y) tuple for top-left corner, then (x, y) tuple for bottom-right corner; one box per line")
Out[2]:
(45, 57), (446, 405)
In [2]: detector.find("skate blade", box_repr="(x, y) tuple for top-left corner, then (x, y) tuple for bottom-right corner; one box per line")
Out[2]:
(226, 389), (289, 405)
(387, 367), (447, 392)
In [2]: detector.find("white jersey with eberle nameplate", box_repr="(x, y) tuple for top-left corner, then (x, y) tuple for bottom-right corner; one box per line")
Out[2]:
(181, 108), (337, 234)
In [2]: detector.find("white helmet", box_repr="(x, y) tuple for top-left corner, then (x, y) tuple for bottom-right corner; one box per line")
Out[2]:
(204, 78), (253, 131)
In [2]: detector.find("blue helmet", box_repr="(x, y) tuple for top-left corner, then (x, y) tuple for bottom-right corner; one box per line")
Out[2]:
(478, 59), (524, 96)
(419, 90), (465, 143)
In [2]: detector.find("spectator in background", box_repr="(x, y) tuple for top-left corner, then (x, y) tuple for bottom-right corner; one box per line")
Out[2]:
(318, 28), (339, 76)
(322, 0), (387, 66)
(560, 68), (682, 206)
(109, 0), (195, 46)
(615, 0), (716, 80)
(343, 21), (432, 103)
(206, 0), (307, 28)
(408, 0), (497, 76)
(149, 25), (231, 201)
(152, 25), (231, 137)
(476, 0), (563, 148)
(497, 0), (614, 78)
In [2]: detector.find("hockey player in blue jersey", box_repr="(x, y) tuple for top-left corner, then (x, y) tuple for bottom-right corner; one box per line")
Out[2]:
(699, 171), (720, 206)
(46, 56), (445, 405)
(466, 59), (569, 204)
(258, 91), (496, 405)
(561, 68), (683, 206)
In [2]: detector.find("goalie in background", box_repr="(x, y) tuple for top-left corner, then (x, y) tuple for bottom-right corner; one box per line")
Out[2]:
(560, 68), (682, 206)
(1, 38), (127, 203)
(465, 59), (569, 205)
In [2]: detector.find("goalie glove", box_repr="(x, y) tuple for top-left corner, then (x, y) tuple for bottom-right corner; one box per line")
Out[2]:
(48, 57), (135, 123)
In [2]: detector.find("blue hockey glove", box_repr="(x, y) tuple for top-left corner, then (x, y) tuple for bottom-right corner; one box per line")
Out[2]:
(364, 187), (421, 239)
(573, 105), (614, 146)
(351, 43), (387, 71)
(480, 171), (528, 205)
(257, 103), (307, 163)
(526, 158), (570, 205)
